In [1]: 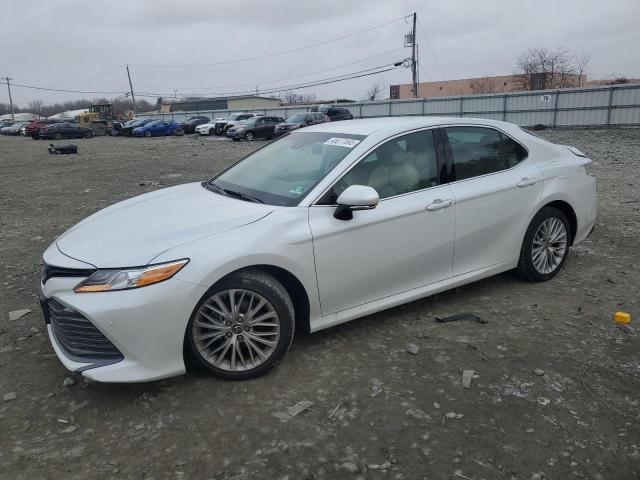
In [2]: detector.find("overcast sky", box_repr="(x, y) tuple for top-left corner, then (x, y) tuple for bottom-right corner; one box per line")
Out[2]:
(2, 0), (639, 107)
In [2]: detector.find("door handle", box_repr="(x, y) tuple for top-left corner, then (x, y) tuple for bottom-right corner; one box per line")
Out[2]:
(517, 177), (539, 188)
(426, 199), (454, 211)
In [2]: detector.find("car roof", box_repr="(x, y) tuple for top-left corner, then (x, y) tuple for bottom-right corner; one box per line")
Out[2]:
(299, 116), (518, 136)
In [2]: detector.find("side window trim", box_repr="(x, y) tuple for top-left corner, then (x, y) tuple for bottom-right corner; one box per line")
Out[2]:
(311, 126), (443, 206)
(439, 125), (530, 184)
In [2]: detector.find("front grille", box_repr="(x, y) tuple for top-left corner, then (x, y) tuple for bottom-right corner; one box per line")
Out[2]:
(47, 298), (123, 360)
(42, 263), (95, 284)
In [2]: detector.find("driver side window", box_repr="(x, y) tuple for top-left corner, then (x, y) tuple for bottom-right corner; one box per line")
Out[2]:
(319, 129), (438, 204)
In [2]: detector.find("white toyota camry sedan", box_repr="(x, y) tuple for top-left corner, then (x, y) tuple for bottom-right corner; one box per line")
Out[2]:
(39, 117), (597, 382)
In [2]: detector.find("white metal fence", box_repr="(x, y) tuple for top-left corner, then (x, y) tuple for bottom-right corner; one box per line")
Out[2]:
(136, 83), (640, 128)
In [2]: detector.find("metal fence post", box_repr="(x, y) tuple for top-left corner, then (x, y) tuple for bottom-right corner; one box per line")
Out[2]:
(607, 86), (614, 126)
(502, 94), (507, 121)
(459, 96), (464, 117)
(388, 101), (392, 117)
(359, 103), (363, 119)
(422, 98), (426, 116)
(552, 90), (559, 127)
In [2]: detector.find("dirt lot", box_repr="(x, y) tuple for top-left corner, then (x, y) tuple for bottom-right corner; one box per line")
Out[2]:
(1, 129), (639, 480)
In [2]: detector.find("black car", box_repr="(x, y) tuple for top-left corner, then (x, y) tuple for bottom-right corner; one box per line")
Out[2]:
(274, 112), (330, 136)
(225, 116), (284, 141)
(311, 105), (353, 121)
(121, 118), (153, 137)
(181, 116), (210, 134)
(39, 122), (94, 140)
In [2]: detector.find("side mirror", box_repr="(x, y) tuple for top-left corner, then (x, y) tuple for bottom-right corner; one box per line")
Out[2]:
(334, 185), (379, 220)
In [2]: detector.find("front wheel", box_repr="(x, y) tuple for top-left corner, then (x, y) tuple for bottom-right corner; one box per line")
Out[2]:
(244, 131), (255, 141)
(84, 131), (94, 138)
(516, 207), (571, 282)
(53, 132), (62, 140)
(186, 270), (295, 380)
(209, 128), (215, 136)
(144, 131), (152, 138)
(173, 128), (184, 136)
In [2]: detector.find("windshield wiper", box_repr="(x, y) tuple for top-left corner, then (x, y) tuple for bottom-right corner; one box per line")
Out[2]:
(222, 188), (264, 204)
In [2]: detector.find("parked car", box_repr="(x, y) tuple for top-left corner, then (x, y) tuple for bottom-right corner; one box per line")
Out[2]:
(0, 122), (26, 135)
(39, 116), (597, 382)
(121, 118), (153, 137)
(274, 112), (329, 136)
(132, 120), (184, 137)
(39, 122), (94, 140)
(226, 116), (284, 141)
(211, 113), (263, 136)
(0, 121), (15, 130)
(311, 105), (353, 121)
(19, 125), (27, 136)
(107, 121), (125, 136)
(181, 116), (210, 134)
(26, 119), (62, 139)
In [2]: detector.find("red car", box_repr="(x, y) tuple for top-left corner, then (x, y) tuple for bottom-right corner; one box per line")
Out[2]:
(26, 119), (64, 139)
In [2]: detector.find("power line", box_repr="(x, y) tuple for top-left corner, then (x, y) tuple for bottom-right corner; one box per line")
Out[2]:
(134, 48), (406, 92)
(130, 15), (410, 68)
(416, 18), (447, 81)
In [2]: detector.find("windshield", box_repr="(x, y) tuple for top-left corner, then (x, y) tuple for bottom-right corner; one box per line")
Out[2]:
(241, 117), (259, 125)
(229, 114), (245, 121)
(145, 120), (161, 127)
(208, 131), (366, 206)
(286, 114), (307, 123)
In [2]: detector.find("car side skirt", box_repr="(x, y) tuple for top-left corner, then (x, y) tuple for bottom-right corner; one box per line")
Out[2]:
(310, 259), (514, 333)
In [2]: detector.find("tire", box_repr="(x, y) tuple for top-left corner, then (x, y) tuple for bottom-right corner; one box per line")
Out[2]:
(144, 131), (152, 138)
(124, 130), (132, 137)
(244, 131), (255, 141)
(53, 132), (62, 140)
(174, 128), (184, 137)
(515, 207), (571, 282)
(94, 124), (106, 136)
(185, 270), (295, 380)
(84, 131), (94, 138)
(209, 128), (215, 136)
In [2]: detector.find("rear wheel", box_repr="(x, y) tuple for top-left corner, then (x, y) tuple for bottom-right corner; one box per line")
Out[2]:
(53, 132), (62, 140)
(186, 270), (295, 380)
(124, 130), (132, 137)
(174, 128), (184, 136)
(144, 131), (152, 138)
(84, 131), (94, 138)
(516, 207), (571, 282)
(209, 128), (215, 136)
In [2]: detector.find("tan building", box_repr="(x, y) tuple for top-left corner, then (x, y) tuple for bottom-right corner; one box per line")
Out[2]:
(390, 73), (587, 99)
(161, 95), (281, 113)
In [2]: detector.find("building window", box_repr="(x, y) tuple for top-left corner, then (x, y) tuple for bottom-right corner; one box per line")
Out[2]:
(390, 85), (400, 100)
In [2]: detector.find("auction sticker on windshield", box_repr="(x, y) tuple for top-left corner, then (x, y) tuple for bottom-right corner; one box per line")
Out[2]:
(324, 137), (361, 148)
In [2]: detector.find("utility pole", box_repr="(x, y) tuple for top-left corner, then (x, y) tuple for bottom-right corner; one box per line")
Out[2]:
(411, 12), (418, 98)
(126, 65), (137, 113)
(2, 77), (15, 120)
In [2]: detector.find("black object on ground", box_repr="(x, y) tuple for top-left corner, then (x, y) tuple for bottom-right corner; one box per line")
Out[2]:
(48, 144), (78, 154)
(435, 313), (487, 324)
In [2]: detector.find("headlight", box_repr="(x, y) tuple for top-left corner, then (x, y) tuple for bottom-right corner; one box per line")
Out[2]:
(74, 259), (189, 293)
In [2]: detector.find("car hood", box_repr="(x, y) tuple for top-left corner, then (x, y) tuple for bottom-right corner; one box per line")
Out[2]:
(277, 122), (301, 128)
(56, 182), (275, 267)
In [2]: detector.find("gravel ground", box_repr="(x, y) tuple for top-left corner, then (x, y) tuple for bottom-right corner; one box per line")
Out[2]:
(0, 129), (639, 480)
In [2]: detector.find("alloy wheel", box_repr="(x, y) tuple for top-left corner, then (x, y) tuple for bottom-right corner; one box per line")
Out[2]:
(192, 289), (281, 372)
(245, 132), (254, 141)
(531, 217), (567, 274)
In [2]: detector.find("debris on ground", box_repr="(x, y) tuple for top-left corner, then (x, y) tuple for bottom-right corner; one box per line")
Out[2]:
(63, 376), (77, 388)
(8, 309), (31, 321)
(435, 313), (487, 324)
(275, 401), (314, 422)
(614, 311), (631, 324)
(138, 180), (161, 186)
(533, 368), (545, 376)
(445, 412), (464, 419)
(3, 392), (17, 402)
(537, 397), (551, 406)
(462, 369), (475, 389)
(406, 343), (420, 355)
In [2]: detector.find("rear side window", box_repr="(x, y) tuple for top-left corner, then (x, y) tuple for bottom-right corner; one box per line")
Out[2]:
(443, 126), (527, 181)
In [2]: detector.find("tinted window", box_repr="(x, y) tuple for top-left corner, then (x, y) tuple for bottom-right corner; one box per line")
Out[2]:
(320, 130), (438, 203)
(444, 127), (527, 181)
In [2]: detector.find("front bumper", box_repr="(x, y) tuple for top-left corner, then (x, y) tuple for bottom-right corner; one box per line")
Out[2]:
(40, 258), (208, 382)
(225, 130), (244, 139)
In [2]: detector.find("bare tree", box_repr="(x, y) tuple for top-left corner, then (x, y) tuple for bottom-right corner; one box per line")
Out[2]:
(469, 77), (496, 94)
(28, 100), (44, 118)
(366, 81), (383, 101)
(514, 47), (582, 91)
(574, 51), (592, 87)
(282, 91), (317, 104)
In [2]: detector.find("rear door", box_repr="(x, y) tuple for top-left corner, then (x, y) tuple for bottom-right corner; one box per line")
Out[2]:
(441, 125), (543, 275)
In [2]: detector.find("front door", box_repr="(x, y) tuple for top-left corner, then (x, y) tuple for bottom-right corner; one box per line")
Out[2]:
(309, 129), (456, 316)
